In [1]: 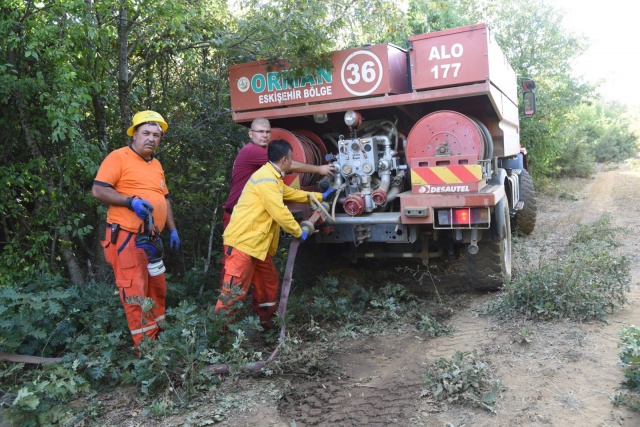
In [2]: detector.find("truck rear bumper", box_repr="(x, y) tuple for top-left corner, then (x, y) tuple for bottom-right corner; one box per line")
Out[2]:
(399, 185), (505, 224)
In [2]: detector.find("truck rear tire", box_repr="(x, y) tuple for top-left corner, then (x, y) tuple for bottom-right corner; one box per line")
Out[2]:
(467, 201), (512, 291)
(514, 169), (537, 235)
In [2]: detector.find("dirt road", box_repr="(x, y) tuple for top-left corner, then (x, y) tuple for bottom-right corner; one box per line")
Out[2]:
(161, 163), (640, 427)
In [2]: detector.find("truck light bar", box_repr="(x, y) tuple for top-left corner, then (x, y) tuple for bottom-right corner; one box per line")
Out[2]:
(435, 208), (490, 229)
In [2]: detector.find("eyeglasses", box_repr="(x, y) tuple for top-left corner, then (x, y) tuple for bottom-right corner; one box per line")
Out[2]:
(251, 129), (271, 134)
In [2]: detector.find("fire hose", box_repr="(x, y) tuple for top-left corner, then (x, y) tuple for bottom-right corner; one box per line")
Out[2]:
(205, 198), (329, 375)
(205, 236), (302, 375)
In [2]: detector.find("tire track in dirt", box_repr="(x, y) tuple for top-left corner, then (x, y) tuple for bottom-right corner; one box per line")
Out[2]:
(422, 302), (493, 361)
(278, 334), (427, 426)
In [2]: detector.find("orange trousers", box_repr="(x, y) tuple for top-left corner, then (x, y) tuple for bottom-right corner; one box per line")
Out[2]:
(215, 245), (279, 328)
(102, 226), (166, 347)
(220, 210), (259, 313)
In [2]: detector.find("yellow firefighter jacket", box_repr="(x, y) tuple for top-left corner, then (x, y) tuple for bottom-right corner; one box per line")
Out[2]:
(223, 162), (323, 261)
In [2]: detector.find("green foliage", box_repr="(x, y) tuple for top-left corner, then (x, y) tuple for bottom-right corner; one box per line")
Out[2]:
(555, 139), (595, 178)
(369, 283), (416, 321)
(0, 274), (78, 356)
(484, 214), (631, 321)
(389, 0), (467, 46)
(295, 275), (370, 321)
(591, 103), (640, 163)
(617, 325), (640, 390)
(5, 362), (91, 427)
(291, 276), (450, 339)
(422, 350), (500, 413)
(610, 325), (640, 412)
(418, 314), (453, 337)
(0, 279), (265, 423)
(553, 101), (638, 177)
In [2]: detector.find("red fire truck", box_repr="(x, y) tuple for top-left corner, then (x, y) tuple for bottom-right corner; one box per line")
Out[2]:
(228, 23), (537, 290)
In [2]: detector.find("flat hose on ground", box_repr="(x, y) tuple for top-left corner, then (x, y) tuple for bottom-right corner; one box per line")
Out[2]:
(206, 238), (301, 375)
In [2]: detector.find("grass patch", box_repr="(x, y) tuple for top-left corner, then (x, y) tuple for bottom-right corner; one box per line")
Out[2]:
(421, 350), (501, 413)
(611, 325), (640, 411)
(484, 214), (631, 321)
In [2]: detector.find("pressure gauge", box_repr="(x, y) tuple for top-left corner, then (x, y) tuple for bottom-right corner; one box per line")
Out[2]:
(362, 163), (373, 174)
(342, 164), (353, 175)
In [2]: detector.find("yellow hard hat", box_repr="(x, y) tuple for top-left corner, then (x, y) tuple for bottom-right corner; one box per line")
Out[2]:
(126, 110), (168, 136)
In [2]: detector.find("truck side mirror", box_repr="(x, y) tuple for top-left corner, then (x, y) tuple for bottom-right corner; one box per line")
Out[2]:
(523, 90), (536, 117)
(522, 79), (536, 91)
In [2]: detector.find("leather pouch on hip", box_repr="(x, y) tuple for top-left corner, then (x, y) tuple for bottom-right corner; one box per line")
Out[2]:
(110, 223), (120, 244)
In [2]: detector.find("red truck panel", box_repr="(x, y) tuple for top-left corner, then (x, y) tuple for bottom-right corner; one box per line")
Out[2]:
(409, 23), (517, 106)
(229, 44), (408, 112)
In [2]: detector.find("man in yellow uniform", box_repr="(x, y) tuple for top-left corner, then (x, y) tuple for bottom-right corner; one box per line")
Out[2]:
(215, 139), (335, 330)
(92, 110), (180, 347)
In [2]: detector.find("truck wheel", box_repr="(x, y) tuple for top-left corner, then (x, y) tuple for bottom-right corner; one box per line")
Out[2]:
(467, 202), (512, 291)
(514, 169), (537, 235)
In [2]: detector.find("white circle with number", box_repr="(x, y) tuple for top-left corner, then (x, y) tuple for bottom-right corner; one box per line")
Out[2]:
(340, 50), (384, 96)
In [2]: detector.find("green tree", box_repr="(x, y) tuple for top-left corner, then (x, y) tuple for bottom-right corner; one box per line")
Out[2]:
(458, 0), (595, 177)
(0, 0), (102, 286)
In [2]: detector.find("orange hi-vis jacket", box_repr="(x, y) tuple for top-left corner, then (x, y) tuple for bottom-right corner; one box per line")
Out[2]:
(223, 162), (323, 261)
(94, 146), (169, 232)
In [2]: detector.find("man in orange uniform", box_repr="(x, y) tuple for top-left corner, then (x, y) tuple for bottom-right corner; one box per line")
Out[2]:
(215, 139), (335, 330)
(92, 110), (180, 347)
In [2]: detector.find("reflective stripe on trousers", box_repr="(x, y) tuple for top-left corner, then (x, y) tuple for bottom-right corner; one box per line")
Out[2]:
(215, 246), (279, 325)
(102, 226), (167, 347)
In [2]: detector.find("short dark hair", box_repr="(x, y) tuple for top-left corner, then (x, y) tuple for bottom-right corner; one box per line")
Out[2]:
(268, 139), (292, 163)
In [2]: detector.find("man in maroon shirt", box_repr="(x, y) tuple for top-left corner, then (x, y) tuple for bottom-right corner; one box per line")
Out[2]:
(221, 118), (335, 228)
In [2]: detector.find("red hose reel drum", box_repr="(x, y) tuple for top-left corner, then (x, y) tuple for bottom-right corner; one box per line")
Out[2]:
(271, 128), (327, 187)
(405, 110), (486, 165)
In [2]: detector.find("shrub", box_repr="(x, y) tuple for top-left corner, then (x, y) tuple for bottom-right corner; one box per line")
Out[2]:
(484, 214), (630, 321)
(593, 127), (639, 163)
(617, 325), (640, 390)
(610, 325), (640, 411)
(421, 350), (500, 413)
(556, 141), (595, 178)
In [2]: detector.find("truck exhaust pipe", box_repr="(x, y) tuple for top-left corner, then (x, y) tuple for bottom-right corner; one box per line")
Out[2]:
(467, 228), (479, 254)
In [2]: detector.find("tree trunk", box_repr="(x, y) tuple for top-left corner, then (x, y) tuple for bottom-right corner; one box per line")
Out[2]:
(85, 0), (109, 154)
(117, 2), (131, 144)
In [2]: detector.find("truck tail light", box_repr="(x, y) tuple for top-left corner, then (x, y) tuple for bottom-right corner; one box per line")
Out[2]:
(453, 209), (469, 224)
(435, 208), (490, 229)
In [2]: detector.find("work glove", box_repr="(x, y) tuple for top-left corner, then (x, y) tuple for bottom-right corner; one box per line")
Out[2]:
(321, 187), (337, 203)
(299, 220), (314, 242)
(128, 197), (153, 219)
(169, 229), (181, 251)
